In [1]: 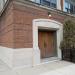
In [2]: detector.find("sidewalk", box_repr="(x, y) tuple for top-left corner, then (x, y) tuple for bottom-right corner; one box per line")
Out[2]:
(41, 64), (75, 75)
(15, 60), (74, 75)
(0, 60), (18, 75)
(0, 60), (75, 75)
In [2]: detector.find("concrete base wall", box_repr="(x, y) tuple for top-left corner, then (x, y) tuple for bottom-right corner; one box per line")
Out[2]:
(13, 48), (33, 68)
(0, 46), (33, 68)
(0, 46), (13, 67)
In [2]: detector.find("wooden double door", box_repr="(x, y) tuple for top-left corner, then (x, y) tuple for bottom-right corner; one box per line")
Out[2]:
(38, 30), (56, 58)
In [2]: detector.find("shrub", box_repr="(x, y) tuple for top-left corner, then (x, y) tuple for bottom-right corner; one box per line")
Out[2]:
(60, 20), (75, 50)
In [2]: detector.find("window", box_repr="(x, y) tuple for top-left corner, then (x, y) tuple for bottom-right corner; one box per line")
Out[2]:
(64, 0), (75, 14)
(70, 4), (73, 13)
(41, 0), (50, 6)
(30, 0), (57, 8)
(64, 1), (70, 12)
(50, 0), (56, 8)
(30, 0), (40, 4)
(41, 0), (57, 8)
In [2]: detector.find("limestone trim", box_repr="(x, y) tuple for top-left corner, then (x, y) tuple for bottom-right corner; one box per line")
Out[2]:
(33, 19), (63, 66)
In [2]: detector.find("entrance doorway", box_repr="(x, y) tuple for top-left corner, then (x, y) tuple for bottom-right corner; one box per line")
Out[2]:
(38, 30), (57, 59)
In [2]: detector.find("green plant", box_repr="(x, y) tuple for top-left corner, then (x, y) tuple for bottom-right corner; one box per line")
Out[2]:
(60, 20), (75, 50)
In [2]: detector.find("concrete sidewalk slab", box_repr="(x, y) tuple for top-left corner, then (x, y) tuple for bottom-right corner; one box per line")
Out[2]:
(0, 60), (18, 75)
(0, 60), (74, 75)
(15, 61), (74, 75)
(41, 64), (75, 75)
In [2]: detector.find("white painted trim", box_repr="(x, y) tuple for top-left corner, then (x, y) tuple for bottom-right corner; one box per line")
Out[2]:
(33, 19), (63, 66)
(57, 0), (61, 10)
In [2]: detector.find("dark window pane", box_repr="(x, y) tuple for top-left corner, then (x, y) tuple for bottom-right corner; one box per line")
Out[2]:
(73, 6), (75, 14)
(50, 3), (56, 8)
(41, 0), (50, 6)
(41, 0), (56, 8)
(50, 0), (56, 4)
(50, 0), (56, 8)
(70, 4), (73, 13)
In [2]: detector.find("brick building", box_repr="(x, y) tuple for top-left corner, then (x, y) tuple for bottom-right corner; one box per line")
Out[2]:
(0, 0), (75, 68)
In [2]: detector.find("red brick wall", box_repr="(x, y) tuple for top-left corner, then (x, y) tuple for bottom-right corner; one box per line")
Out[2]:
(13, 3), (48, 48)
(0, 2), (14, 48)
(0, 0), (75, 48)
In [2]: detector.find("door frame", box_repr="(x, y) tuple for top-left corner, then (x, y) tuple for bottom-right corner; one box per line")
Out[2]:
(32, 19), (63, 66)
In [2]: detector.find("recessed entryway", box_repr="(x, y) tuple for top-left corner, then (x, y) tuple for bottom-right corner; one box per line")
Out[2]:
(33, 19), (63, 66)
(38, 30), (57, 59)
